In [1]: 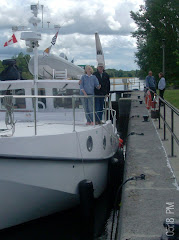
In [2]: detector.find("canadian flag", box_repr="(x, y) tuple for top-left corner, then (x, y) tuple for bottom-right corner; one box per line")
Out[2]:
(4, 34), (18, 47)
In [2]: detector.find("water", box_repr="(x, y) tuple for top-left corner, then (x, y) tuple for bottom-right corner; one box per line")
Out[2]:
(110, 78), (145, 91)
(110, 78), (145, 101)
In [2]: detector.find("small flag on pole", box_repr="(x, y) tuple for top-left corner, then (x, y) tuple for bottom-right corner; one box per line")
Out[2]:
(4, 34), (18, 47)
(43, 45), (52, 55)
(51, 31), (59, 45)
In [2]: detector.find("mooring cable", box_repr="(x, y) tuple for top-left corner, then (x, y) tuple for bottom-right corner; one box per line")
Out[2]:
(110, 174), (145, 240)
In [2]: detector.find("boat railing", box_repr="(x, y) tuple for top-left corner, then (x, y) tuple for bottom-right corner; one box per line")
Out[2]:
(0, 94), (116, 136)
(146, 88), (179, 158)
(110, 78), (144, 91)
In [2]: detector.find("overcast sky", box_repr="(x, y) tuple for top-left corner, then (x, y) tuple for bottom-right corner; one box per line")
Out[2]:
(0, 0), (144, 70)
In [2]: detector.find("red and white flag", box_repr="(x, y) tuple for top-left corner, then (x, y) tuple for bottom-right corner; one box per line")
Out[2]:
(51, 31), (59, 45)
(4, 34), (18, 47)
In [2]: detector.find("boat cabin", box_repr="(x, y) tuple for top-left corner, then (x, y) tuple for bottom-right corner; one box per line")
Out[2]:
(0, 79), (82, 112)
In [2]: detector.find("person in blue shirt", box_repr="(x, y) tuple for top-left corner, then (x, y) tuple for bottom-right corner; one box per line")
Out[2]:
(145, 71), (156, 100)
(80, 65), (101, 125)
(158, 72), (166, 105)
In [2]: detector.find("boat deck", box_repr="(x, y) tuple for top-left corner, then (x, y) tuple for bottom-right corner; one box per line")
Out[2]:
(0, 120), (104, 137)
(0, 108), (100, 137)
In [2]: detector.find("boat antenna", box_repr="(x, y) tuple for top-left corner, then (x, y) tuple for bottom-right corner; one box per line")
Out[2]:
(41, 5), (44, 28)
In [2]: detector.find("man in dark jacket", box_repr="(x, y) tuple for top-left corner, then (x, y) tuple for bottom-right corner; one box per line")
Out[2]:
(93, 63), (110, 123)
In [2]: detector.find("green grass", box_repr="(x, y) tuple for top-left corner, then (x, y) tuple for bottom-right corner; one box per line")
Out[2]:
(163, 90), (179, 109)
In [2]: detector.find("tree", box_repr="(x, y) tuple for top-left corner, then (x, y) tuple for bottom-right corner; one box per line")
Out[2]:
(131, 0), (179, 85)
(12, 52), (33, 79)
(0, 61), (5, 72)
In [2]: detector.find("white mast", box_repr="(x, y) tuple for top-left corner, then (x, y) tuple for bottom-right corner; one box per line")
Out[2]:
(21, 5), (41, 111)
(30, 5), (41, 110)
(95, 32), (105, 68)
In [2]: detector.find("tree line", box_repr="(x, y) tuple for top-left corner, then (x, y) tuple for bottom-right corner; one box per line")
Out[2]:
(130, 0), (179, 88)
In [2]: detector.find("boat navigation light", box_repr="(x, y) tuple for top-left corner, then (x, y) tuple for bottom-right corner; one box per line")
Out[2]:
(31, 4), (38, 15)
(30, 4), (40, 18)
(31, 5), (38, 11)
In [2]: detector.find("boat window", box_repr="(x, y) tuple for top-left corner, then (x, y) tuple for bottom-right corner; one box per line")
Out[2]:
(53, 88), (81, 108)
(87, 136), (93, 152)
(103, 136), (106, 149)
(31, 88), (46, 109)
(0, 89), (26, 109)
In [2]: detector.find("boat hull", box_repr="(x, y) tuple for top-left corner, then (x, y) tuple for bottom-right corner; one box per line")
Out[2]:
(0, 157), (110, 230)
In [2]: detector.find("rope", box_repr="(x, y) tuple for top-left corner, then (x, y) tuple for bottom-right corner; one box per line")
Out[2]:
(3, 96), (15, 134)
(76, 131), (86, 179)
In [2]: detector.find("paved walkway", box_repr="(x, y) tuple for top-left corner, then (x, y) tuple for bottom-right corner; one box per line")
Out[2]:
(117, 91), (179, 239)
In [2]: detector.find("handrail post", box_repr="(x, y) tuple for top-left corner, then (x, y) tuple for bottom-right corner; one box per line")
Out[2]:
(105, 97), (107, 123)
(114, 111), (116, 132)
(93, 96), (95, 126)
(33, 97), (37, 135)
(171, 109), (174, 157)
(163, 103), (166, 140)
(72, 96), (75, 132)
(159, 101), (161, 129)
(108, 95), (111, 120)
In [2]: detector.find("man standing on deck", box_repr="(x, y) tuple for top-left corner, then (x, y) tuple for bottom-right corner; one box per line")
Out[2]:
(145, 71), (156, 100)
(93, 63), (110, 124)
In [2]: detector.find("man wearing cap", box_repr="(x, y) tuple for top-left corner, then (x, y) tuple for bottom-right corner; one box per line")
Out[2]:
(93, 63), (110, 123)
(145, 70), (156, 100)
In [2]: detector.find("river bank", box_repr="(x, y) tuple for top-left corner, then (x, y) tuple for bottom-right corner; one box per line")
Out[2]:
(162, 89), (179, 109)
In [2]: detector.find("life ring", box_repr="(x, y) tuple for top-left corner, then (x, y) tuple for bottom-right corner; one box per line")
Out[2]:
(118, 138), (123, 148)
(38, 101), (45, 110)
(145, 90), (152, 110)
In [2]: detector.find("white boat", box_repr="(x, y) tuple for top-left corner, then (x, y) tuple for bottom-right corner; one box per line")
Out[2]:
(28, 53), (84, 80)
(0, 4), (119, 230)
